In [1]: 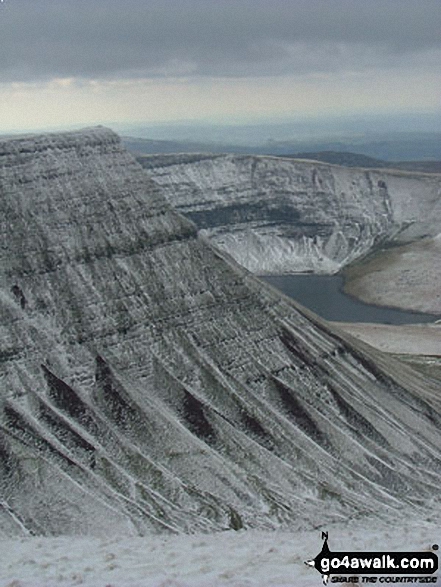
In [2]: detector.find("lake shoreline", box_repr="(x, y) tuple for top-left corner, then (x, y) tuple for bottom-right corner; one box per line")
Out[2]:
(259, 273), (440, 324)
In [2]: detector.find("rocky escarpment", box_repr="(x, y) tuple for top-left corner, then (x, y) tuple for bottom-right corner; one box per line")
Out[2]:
(1, 128), (441, 537)
(139, 154), (441, 274)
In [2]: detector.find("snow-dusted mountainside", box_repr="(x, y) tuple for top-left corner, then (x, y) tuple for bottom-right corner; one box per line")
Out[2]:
(1, 128), (441, 537)
(140, 154), (441, 274)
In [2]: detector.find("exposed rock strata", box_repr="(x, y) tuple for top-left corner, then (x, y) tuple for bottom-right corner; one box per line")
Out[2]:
(1, 129), (441, 536)
(140, 153), (441, 275)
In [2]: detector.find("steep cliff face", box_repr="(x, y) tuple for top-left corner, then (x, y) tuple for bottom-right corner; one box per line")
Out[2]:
(140, 154), (441, 274)
(1, 129), (441, 537)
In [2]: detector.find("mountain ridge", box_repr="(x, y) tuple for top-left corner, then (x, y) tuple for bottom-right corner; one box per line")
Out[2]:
(141, 152), (441, 275)
(1, 128), (440, 536)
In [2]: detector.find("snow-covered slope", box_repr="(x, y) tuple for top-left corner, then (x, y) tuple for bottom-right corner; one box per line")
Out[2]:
(343, 231), (441, 314)
(1, 128), (441, 537)
(140, 154), (441, 274)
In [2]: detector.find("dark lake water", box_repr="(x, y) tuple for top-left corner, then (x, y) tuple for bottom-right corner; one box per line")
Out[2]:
(260, 274), (439, 324)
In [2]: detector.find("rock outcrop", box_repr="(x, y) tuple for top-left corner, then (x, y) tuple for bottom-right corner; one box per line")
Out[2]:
(140, 153), (441, 274)
(1, 128), (441, 536)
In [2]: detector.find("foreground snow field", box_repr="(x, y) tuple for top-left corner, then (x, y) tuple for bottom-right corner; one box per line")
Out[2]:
(1, 522), (439, 587)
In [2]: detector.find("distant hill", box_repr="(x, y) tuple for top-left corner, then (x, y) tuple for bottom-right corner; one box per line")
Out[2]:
(124, 134), (441, 172)
(389, 160), (441, 174)
(122, 136), (247, 155)
(285, 151), (389, 168)
(282, 151), (441, 173)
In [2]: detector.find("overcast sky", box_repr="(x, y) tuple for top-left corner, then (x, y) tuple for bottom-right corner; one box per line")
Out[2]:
(0, 0), (440, 133)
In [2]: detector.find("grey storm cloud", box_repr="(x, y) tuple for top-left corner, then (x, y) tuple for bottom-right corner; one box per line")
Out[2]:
(0, 0), (440, 82)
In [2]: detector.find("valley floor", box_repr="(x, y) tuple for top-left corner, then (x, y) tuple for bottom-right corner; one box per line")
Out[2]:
(1, 521), (439, 587)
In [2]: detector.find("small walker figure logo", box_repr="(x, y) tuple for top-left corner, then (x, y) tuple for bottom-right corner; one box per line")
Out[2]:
(305, 532), (333, 585)
(305, 532), (438, 586)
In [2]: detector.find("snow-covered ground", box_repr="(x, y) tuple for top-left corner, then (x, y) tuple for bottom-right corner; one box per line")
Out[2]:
(143, 154), (441, 277)
(334, 322), (441, 356)
(343, 234), (441, 315)
(1, 521), (439, 587)
(1, 129), (440, 584)
(143, 154), (441, 315)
